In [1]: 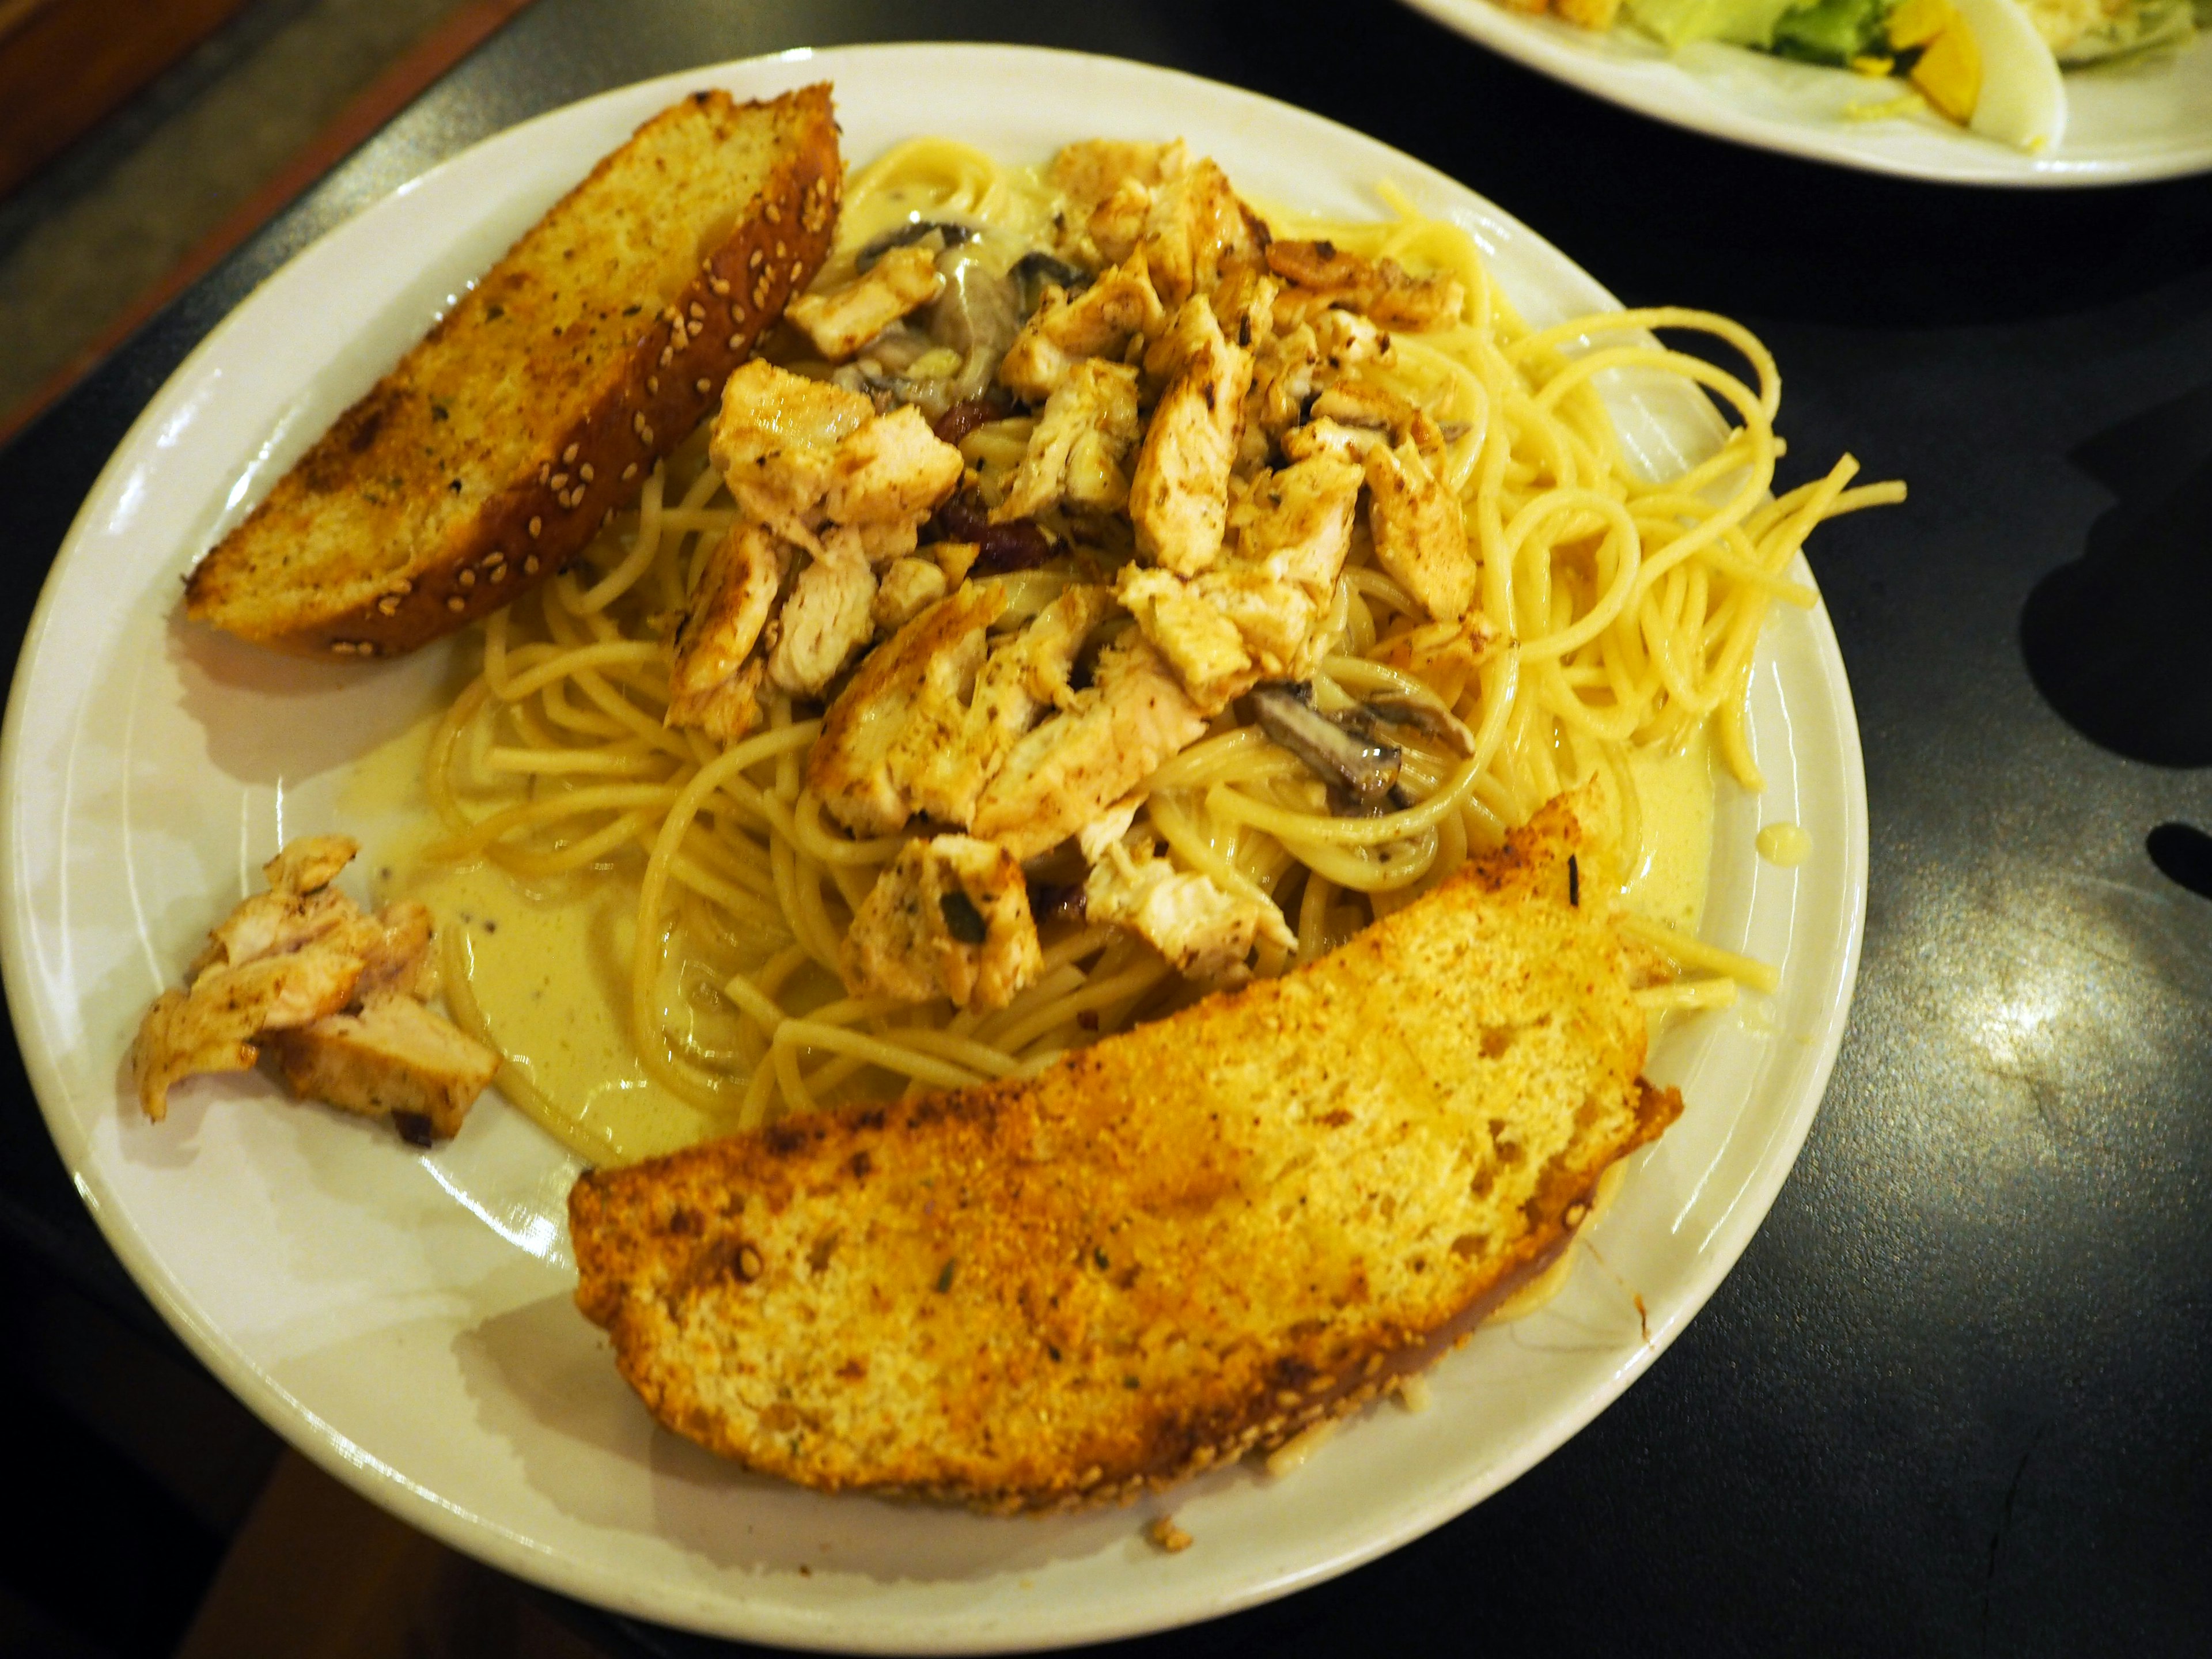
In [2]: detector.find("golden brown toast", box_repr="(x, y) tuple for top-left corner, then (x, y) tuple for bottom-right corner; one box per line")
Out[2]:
(569, 794), (1683, 1513)
(184, 85), (840, 659)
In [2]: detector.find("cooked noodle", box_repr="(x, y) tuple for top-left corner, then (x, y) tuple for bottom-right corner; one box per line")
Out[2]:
(420, 138), (1900, 1153)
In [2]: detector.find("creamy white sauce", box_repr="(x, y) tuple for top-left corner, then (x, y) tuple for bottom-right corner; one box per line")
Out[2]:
(1757, 821), (1812, 868)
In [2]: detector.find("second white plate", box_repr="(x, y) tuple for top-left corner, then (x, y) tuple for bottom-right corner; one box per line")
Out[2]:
(1404, 0), (2212, 185)
(0, 43), (1869, 1653)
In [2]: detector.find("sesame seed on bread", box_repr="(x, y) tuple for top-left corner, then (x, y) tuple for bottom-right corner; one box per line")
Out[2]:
(569, 791), (1685, 1513)
(184, 84), (841, 660)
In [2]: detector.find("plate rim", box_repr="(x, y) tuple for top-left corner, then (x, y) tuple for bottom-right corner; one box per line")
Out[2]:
(1399, 0), (2212, 187)
(0, 40), (1872, 1652)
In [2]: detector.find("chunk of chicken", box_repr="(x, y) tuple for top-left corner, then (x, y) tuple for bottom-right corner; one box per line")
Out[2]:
(998, 254), (1166, 403)
(994, 359), (1142, 522)
(809, 585), (1010, 836)
(969, 636), (1209, 859)
(871, 556), (949, 631)
(1372, 614), (1503, 709)
(268, 995), (498, 1145)
(767, 532), (878, 698)
(1139, 158), (1268, 312)
(710, 360), (874, 476)
(840, 835), (1043, 1012)
(131, 839), (482, 1141)
(1309, 379), (1435, 445)
(1116, 566), (1255, 713)
(1236, 451), (1365, 596)
(668, 522), (787, 741)
(1082, 840), (1293, 986)
(786, 244), (945, 362)
(823, 406), (968, 563)
(1265, 239), (1465, 332)
(1050, 138), (1184, 216)
(1365, 437), (1478, 623)
(1127, 297), (1257, 577)
(892, 585), (1115, 826)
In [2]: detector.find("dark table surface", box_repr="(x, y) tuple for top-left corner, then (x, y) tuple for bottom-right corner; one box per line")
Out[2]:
(3, 1), (2209, 1654)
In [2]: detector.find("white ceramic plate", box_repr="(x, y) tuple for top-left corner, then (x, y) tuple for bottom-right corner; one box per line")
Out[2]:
(0, 44), (1868, 1653)
(1403, 0), (2212, 185)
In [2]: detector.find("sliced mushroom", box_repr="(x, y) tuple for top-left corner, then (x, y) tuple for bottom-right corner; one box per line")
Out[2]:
(1249, 682), (1401, 812)
(1014, 250), (1093, 315)
(855, 219), (976, 272)
(927, 243), (1023, 410)
(1343, 687), (1478, 757)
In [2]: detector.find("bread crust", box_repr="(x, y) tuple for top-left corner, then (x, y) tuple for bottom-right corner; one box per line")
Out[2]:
(570, 796), (1686, 1513)
(184, 85), (841, 659)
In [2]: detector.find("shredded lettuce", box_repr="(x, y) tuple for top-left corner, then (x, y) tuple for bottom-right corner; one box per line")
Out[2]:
(1626, 0), (1816, 48)
(1766, 0), (1896, 60)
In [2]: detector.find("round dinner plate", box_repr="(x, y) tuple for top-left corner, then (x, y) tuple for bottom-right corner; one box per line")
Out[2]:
(1402, 0), (2212, 185)
(0, 44), (1869, 1653)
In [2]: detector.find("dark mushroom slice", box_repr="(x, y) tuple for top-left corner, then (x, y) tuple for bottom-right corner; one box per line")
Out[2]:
(1344, 688), (1479, 757)
(926, 243), (1022, 411)
(855, 219), (976, 272)
(1249, 683), (1402, 813)
(1013, 250), (1094, 315)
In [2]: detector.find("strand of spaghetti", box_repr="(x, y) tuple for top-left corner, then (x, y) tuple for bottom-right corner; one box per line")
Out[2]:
(1637, 976), (1741, 1012)
(1204, 753), (1478, 847)
(789, 788), (907, 865)
(631, 728), (840, 1075)
(437, 928), (623, 1166)
(1509, 491), (1642, 661)
(1617, 911), (1779, 993)
(988, 960), (1173, 1057)
(772, 1019), (986, 1089)
(429, 783), (678, 861)
(491, 641), (663, 703)
(886, 1026), (1025, 1078)
(1508, 306), (1781, 422)
(1146, 790), (1286, 912)
(573, 487), (673, 613)
(482, 810), (656, 880)
(426, 676), (494, 835)
(772, 1040), (817, 1115)
(479, 743), (666, 777)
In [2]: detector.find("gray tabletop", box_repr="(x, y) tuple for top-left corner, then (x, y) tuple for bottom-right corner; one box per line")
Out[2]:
(1, 1), (2207, 1653)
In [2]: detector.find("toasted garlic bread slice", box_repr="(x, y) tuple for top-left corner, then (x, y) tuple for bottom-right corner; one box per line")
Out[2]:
(184, 85), (840, 659)
(570, 793), (1684, 1514)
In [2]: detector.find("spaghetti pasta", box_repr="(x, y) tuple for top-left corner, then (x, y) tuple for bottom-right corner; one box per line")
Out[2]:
(414, 136), (1896, 1157)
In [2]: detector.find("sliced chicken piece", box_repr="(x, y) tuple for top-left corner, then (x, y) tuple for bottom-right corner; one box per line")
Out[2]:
(354, 900), (436, 1003)
(1309, 378), (1446, 457)
(840, 835), (1043, 1012)
(188, 883), (368, 980)
(268, 994), (499, 1145)
(1050, 138), (1184, 215)
(1127, 297), (1257, 577)
(1190, 569), (1320, 680)
(265, 835), (358, 896)
(1365, 437), (1478, 623)
(871, 556), (949, 631)
(668, 522), (787, 740)
(786, 244), (945, 362)
(891, 584), (1116, 826)
(1264, 239), (1465, 332)
(1251, 322), (1321, 442)
(809, 584), (1010, 836)
(1075, 793), (1144, 865)
(767, 532), (878, 698)
(1372, 614), (1503, 710)
(998, 254), (1167, 403)
(1236, 451), (1365, 596)
(823, 406), (966, 563)
(994, 359), (1142, 522)
(1117, 566), (1255, 714)
(1085, 179), (1153, 268)
(132, 946), (367, 1120)
(969, 636), (1209, 859)
(1312, 306), (1396, 370)
(1279, 415), (1376, 468)
(1082, 840), (1293, 986)
(1139, 158), (1268, 312)
(711, 360), (875, 472)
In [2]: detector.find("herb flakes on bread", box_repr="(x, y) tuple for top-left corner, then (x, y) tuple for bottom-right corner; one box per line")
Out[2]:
(184, 84), (841, 660)
(569, 791), (1684, 1513)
